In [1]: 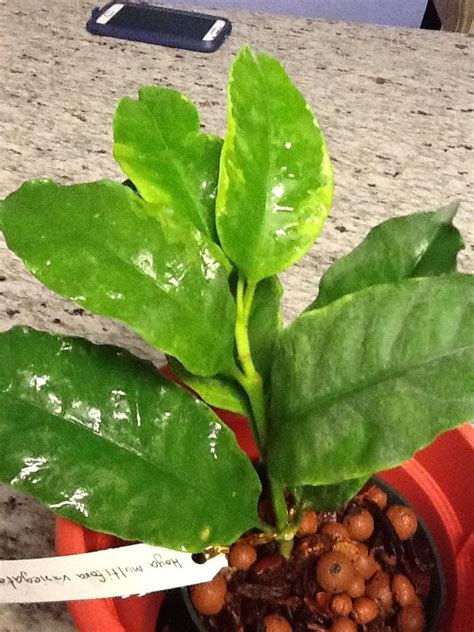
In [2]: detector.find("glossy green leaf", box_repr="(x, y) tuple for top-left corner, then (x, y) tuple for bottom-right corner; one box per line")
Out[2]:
(0, 327), (261, 551)
(171, 276), (283, 413)
(248, 277), (283, 380)
(114, 87), (222, 239)
(216, 47), (333, 282)
(311, 204), (464, 309)
(168, 358), (251, 417)
(269, 275), (474, 486)
(1, 180), (235, 376)
(302, 477), (369, 512)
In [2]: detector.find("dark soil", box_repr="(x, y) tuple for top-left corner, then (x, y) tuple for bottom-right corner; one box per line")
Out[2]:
(198, 484), (435, 632)
(157, 481), (441, 632)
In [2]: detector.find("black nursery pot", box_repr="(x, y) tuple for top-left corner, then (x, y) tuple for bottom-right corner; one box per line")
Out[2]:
(155, 479), (445, 632)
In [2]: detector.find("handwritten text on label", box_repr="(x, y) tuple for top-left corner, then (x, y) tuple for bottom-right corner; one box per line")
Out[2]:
(0, 544), (227, 603)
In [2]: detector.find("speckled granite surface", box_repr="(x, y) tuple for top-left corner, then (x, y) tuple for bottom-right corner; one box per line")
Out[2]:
(0, 0), (473, 629)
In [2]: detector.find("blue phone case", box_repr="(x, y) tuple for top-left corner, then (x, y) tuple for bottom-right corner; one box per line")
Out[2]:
(86, 2), (232, 53)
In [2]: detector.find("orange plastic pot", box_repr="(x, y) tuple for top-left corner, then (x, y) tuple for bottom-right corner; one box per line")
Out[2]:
(379, 424), (473, 632)
(55, 521), (164, 632)
(56, 409), (473, 632)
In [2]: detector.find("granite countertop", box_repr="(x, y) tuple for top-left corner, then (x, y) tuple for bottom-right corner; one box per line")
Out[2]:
(0, 0), (472, 629)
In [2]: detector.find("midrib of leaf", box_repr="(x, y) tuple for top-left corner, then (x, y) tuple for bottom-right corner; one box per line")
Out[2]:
(99, 239), (200, 320)
(254, 64), (327, 270)
(261, 67), (273, 222)
(20, 190), (231, 371)
(2, 390), (229, 506)
(315, 223), (456, 312)
(340, 213), (457, 289)
(41, 214), (213, 330)
(290, 344), (473, 420)
(385, 218), (452, 277)
(249, 60), (273, 274)
(141, 100), (207, 234)
(410, 220), (458, 275)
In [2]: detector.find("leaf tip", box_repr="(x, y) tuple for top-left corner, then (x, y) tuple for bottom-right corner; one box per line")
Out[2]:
(437, 200), (460, 224)
(238, 43), (252, 56)
(233, 44), (257, 70)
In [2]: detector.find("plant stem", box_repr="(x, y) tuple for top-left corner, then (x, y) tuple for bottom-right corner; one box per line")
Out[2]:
(270, 477), (289, 533)
(232, 274), (289, 534)
(278, 538), (294, 560)
(230, 361), (264, 450)
(233, 275), (267, 448)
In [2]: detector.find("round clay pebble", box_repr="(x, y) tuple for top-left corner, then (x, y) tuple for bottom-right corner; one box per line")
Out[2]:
(352, 543), (378, 580)
(190, 574), (227, 616)
(343, 509), (374, 541)
(366, 571), (393, 608)
(330, 618), (357, 632)
(352, 597), (379, 624)
(345, 574), (365, 599)
(331, 593), (353, 617)
(397, 604), (426, 632)
(386, 505), (418, 540)
(316, 551), (354, 594)
(321, 522), (351, 540)
(264, 614), (293, 632)
(229, 542), (257, 571)
(392, 574), (417, 607)
(364, 486), (387, 509)
(297, 510), (318, 536)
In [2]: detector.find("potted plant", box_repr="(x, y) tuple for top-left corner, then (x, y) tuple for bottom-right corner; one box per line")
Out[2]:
(0, 46), (472, 632)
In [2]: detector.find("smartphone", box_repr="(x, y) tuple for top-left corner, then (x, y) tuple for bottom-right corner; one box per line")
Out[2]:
(87, 3), (232, 53)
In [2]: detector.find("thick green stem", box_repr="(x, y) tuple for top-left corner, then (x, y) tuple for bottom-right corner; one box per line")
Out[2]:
(278, 538), (294, 560)
(230, 361), (265, 450)
(233, 275), (267, 448)
(232, 274), (289, 534)
(270, 477), (289, 533)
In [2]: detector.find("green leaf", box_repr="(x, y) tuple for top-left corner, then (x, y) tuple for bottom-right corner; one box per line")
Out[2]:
(0, 327), (261, 551)
(302, 477), (369, 512)
(216, 47), (333, 282)
(170, 276), (283, 413)
(168, 358), (251, 417)
(168, 273), (284, 413)
(248, 276), (283, 380)
(311, 204), (464, 309)
(114, 87), (222, 240)
(269, 275), (474, 486)
(1, 180), (235, 376)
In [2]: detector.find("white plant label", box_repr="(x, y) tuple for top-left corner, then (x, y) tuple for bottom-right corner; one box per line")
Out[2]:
(0, 544), (227, 603)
